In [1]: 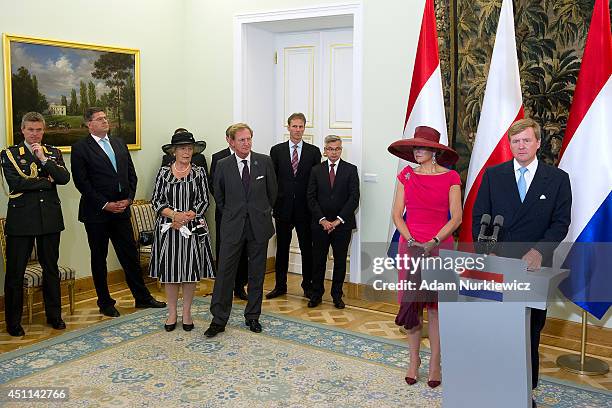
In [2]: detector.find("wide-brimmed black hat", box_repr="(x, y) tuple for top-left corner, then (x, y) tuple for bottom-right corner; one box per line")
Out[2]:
(387, 126), (458, 166)
(162, 132), (206, 154)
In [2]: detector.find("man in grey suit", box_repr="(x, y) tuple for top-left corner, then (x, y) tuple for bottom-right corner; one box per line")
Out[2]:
(205, 123), (277, 337)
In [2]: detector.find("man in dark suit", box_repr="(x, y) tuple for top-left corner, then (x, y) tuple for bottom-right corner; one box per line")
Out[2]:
(209, 125), (248, 300)
(473, 118), (571, 401)
(267, 113), (322, 299)
(307, 135), (360, 309)
(161, 127), (208, 173)
(71, 107), (165, 317)
(205, 123), (277, 337)
(1, 112), (71, 336)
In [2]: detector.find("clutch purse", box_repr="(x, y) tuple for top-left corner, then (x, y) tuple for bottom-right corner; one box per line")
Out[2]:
(139, 230), (154, 246)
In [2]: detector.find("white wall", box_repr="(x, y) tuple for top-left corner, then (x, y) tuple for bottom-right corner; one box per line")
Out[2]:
(0, 0), (608, 328)
(0, 0), (188, 290)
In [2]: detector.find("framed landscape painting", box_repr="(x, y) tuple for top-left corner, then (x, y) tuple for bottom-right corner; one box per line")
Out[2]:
(3, 34), (141, 152)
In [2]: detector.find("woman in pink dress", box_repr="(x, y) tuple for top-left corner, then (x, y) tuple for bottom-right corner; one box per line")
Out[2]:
(388, 126), (462, 388)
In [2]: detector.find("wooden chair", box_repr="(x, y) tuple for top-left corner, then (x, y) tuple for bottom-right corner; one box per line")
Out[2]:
(0, 218), (75, 324)
(130, 199), (156, 266)
(129, 200), (160, 290)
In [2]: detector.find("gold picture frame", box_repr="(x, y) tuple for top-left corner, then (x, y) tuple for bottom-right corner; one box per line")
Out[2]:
(3, 34), (141, 152)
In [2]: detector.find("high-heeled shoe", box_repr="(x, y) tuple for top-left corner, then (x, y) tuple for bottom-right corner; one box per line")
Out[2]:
(182, 322), (194, 331)
(405, 357), (421, 385)
(405, 376), (417, 385)
(164, 320), (176, 332)
(427, 364), (441, 388)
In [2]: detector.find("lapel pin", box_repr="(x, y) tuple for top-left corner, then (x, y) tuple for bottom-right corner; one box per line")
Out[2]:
(539, 195), (546, 200)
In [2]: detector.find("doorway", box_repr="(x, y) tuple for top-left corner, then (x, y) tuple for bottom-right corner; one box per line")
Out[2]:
(234, 3), (363, 284)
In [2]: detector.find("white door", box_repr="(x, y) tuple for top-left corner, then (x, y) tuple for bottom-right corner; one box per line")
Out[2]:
(275, 28), (354, 278)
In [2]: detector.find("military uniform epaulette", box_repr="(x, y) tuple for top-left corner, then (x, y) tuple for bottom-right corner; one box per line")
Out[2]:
(3, 144), (39, 180)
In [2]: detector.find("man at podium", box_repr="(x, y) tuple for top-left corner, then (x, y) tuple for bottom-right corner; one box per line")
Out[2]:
(472, 118), (572, 401)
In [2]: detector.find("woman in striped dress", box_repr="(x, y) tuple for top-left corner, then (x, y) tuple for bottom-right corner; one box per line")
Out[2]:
(149, 132), (214, 332)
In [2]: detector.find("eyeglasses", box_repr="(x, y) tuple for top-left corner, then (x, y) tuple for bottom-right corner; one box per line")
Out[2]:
(325, 147), (342, 152)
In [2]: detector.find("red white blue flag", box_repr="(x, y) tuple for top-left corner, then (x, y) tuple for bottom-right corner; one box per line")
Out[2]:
(557, 0), (612, 319)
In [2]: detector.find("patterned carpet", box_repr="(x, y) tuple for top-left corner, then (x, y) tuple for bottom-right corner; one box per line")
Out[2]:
(0, 298), (610, 407)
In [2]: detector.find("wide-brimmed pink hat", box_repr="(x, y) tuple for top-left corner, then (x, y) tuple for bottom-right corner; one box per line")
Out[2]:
(387, 126), (458, 166)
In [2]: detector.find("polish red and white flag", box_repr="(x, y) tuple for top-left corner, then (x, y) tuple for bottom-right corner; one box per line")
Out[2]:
(459, 0), (523, 244)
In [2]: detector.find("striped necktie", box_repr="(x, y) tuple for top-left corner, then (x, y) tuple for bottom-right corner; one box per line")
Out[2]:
(291, 144), (299, 175)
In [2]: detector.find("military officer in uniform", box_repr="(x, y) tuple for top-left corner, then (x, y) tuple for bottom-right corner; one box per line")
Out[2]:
(1, 112), (71, 336)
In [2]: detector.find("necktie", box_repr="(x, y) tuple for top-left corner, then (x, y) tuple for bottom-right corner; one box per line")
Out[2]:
(241, 159), (250, 192)
(517, 167), (528, 202)
(329, 162), (336, 188)
(291, 145), (299, 175)
(100, 138), (117, 171)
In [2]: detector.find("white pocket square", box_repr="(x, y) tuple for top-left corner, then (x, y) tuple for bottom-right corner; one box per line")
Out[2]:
(539, 195), (546, 200)
(256, 175), (264, 180)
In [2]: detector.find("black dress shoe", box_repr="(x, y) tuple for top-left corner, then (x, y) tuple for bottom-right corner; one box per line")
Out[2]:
(204, 323), (225, 338)
(245, 319), (262, 333)
(183, 322), (195, 331)
(164, 322), (176, 332)
(99, 306), (120, 317)
(135, 298), (166, 308)
(7, 325), (25, 337)
(265, 288), (287, 299)
(234, 287), (248, 300)
(308, 298), (322, 308)
(47, 318), (66, 330)
(333, 299), (345, 309)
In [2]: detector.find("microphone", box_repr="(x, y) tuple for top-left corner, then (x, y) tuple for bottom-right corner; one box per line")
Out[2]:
(490, 215), (504, 243)
(477, 214), (491, 242)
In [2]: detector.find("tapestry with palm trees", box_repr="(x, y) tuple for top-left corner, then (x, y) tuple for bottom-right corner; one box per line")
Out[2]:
(433, 0), (611, 179)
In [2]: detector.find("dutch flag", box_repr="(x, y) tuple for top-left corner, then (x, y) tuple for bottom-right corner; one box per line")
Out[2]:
(557, 0), (612, 320)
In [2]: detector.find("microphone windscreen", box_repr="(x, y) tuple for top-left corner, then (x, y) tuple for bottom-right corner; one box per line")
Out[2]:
(493, 215), (504, 227)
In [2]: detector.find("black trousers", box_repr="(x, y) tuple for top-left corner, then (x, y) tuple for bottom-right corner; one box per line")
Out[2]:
(311, 226), (351, 301)
(4, 233), (62, 327)
(215, 209), (248, 290)
(211, 217), (268, 326)
(530, 308), (547, 389)
(84, 218), (152, 308)
(274, 217), (313, 292)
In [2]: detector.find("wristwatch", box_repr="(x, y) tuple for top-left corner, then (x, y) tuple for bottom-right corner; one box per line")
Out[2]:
(432, 236), (440, 245)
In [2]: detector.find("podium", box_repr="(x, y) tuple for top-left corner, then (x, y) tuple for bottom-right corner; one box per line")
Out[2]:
(421, 249), (568, 408)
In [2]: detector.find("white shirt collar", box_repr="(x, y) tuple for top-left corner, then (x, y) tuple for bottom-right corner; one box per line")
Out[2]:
(91, 134), (109, 143)
(513, 157), (538, 174)
(23, 141), (34, 153)
(235, 152), (251, 166)
(290, 139), (303, 149)
(328, 158), (341, 168)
